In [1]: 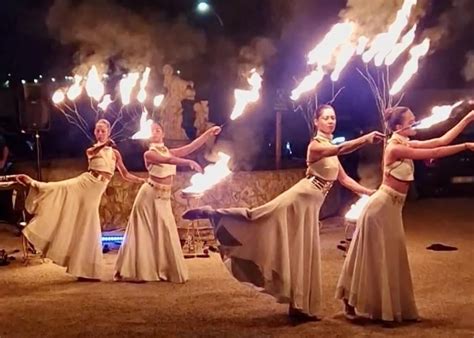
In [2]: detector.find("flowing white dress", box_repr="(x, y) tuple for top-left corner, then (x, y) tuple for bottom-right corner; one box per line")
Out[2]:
(336, 134), (419, 322)
(184, 133), (339, 317)
(115, 143), (188, 283)
(22, 146), (116, 279)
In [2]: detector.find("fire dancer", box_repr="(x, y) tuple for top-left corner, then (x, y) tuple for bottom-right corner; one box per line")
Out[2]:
(114, 121), (221, 283)
(336, 107), (474, 323)
(183, 105), (383, 321)
(15, 119), (144, 280)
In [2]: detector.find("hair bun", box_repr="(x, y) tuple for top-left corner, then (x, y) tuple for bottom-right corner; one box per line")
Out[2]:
(384, 108), (394, 121)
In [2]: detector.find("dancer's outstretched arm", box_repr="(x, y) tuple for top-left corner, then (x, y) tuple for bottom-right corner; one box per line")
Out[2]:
(410, 111), (474, 149)
(389, 142), (473, 161)
(170, 126), (221, 157)
(145, 150), (203, 173)
(114, 150), (145, 183)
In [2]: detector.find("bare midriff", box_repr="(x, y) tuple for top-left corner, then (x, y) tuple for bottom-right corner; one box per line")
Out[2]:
(382, 173), (410, 194)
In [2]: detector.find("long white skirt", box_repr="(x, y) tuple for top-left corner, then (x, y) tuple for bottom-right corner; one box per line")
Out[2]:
(23, 172), (108, 279)
(335, 185), (418, 322)
(115, 182), (188, 283)
(204, 178), (328, 317)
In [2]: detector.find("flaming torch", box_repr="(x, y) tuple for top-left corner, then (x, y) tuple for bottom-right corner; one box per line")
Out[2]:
(182, 152), (232, 196)
(98, 94), (112, 112)
(291, 68), (325, 101)
(66, 75), (83, 101)
(52, 89), (65, 105)
(181, 152), (232, 258)
(230, 70), (263, 121)
(137, 67), (151, 104)
(339, 195), (371, 254)
(85, 66), (104, 102)
(414, 101), (464, 130)
(119, 72), (140, 105)
(390, 38), (430, 96)
(345, 195), (370, 222)
(131, 108), (153, 140)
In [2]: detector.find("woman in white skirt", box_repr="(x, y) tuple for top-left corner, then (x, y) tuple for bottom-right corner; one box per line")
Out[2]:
(114, 122), (221, 283)
(336, 107), (474, 322)
(16, 119), (144, 280)
(183, 105), (384, 321)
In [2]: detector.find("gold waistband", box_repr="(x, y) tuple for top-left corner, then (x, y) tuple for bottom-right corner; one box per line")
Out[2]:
(306, 175), (333, 195)
(380, 185), (406, 206)
(88, 170), (110, 182)
(147, 179), (172, 199)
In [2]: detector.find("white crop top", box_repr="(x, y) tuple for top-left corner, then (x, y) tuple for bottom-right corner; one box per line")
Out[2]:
(306, 132), (340, 181)
(88, 146), (116, 175)
(147, 143), (177, 178)
(385, 133), (415, 182)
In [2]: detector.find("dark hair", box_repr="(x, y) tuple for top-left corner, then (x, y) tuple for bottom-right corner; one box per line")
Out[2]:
(384, 106), (410, 132)
(314, 104), (334, 119)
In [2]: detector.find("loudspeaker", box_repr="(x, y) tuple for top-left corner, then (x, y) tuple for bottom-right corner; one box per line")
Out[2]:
(18, 84), (50, 131)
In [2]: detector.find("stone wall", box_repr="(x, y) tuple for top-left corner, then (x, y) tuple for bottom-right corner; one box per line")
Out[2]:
(15, 159), (349, 241)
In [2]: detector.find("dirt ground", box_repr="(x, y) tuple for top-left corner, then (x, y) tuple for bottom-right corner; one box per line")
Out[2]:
(0, 198), (473, 337)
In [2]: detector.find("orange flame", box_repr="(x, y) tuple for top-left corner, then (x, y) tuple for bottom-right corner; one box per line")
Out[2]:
(98, 94), (112, 111)
(363, 0), (417, 65)
(291, 68), (325, 101)
(66, 75), (83, 101)
(384, 25), (417, 66)
(131, 107), (153, 139)
(52, 89), (65, 104)
(230, 70), (262, 120)
(137, 67), (151, 103)
(415, 101), (464, 130)
(331, 44), (356, 82)
(153, 94), (165, 107)
(85, 66), (104, 101)
(390, 38), (430, 95)
(182, 152), (232, 194)
(307, 22), (354, 66)
(119, 72), (140, 105)
(356, 36), (369, 55)
(345, 195), (370, 222)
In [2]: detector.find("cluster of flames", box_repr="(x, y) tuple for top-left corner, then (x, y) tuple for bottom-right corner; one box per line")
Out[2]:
(50, 64), (261, 194)
(52, 66), (165, 111)
(291, 0), (429, 101)
(49, 0), (467, 197)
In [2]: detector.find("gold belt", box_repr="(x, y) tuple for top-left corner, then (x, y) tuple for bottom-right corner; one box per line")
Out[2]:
(380, 185), (406, 206)
(147, 180), (172, 200)
(88, 170), (110, 182)
(306, 175), (333, 195)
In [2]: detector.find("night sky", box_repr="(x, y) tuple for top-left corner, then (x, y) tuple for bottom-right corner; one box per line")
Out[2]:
(1, 0), (473, 165)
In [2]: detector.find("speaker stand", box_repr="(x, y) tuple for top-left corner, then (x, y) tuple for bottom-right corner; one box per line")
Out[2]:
(34, 131), (42, 181)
